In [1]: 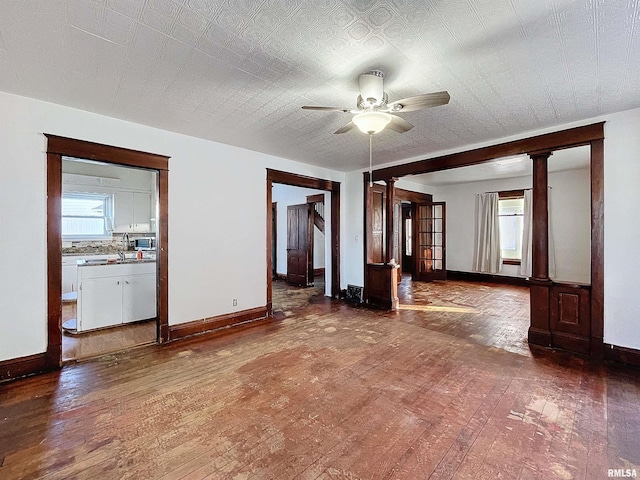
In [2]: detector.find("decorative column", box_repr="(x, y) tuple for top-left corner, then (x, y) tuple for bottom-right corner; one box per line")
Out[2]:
(528, 151), (553, 346)
(385, 177), (398, 264)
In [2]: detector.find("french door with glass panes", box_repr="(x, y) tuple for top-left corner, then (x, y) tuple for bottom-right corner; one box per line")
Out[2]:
(414, 202), (446, 281)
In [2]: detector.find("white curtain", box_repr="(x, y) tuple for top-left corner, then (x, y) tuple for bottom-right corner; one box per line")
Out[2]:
(519, 187), (556, 278)
(520, 189), (533, 277)
(473, 192), (502, 273)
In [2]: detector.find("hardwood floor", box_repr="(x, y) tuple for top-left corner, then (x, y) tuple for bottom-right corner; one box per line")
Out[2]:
(1, 282), (638, 479)
(272, 275), (325, 316)
(62, 304), (157, 362)
(397, 276), (531, 356)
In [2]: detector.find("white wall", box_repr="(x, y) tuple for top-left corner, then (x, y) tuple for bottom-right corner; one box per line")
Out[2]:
(548, 168), (591, 283)
(271, 184), (326, 277)
(603, 108), (640, 350)
(0, 91), (343, 362)
(343, 170), (366, 288)
(434, 168), (591, 283)
(436, 175), (532, 277)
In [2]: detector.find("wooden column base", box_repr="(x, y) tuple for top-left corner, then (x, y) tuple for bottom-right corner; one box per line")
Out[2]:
(528, 279), (552, 348)
(366, 263), (399, 310)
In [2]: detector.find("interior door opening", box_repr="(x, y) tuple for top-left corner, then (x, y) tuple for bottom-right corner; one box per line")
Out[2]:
(46, 135), (169, 371)
(266, 170), (340, 317)
(60, 157), (160, 362)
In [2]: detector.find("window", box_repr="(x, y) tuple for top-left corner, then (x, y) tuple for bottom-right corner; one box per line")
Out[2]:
(405, 217), (412, 256)
(62, 192), (112, 238)
(498, 191), (524, 264)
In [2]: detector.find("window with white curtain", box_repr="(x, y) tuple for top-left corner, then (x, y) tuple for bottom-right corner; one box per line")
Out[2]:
(498, 192), (525, 264)
(62, 192), (112, 239)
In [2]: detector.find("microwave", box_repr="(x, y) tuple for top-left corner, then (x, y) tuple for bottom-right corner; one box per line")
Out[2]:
(133, 237), (155, 250)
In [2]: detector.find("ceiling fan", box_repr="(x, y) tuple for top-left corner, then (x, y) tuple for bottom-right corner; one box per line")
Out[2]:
(301, 70), (450, 135)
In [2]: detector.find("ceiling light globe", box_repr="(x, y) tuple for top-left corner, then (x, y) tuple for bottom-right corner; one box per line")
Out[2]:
(352, 112), (392, 134)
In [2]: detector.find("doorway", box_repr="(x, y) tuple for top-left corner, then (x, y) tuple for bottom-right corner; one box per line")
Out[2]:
(266, 169), (340, 316)
(46, 135), (169, 370)
(60, 157), (159, 361)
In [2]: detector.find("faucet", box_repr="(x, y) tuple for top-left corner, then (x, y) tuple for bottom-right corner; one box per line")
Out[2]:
(119, 233), (129, 261)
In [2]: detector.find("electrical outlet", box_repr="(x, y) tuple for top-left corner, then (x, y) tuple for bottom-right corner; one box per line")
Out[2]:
(233, 299), (237, 307)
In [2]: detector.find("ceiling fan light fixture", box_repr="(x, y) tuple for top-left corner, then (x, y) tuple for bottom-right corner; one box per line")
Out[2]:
(352, 111), (392, 134)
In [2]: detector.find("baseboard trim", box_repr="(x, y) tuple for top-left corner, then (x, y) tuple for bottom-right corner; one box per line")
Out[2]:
(274, 273), (287, 281)
(447, 270), (529, 287)
(169, 306), (269, 341)
(551, 332), (591, 356)
(0, 352), (47, 382)
(313, 268), (325, 276)
(528, 327), (551, 347)
(604, 343), (640, 368)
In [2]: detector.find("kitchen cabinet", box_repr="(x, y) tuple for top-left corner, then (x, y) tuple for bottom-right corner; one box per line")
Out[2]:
(62, 256), (81, 293)
(122, 274), (156, 323)
(77, 262), (156, 332)
(80, 276), (123, 331)
(114, 191), (152, 233)
(62, 255), (120, 293)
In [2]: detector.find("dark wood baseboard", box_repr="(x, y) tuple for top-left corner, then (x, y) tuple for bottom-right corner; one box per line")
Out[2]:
(447, 270), (529, 287)
(169, 306), (269, 341)
(313, 268), (325, 276)
(274, 273), (287, 281)
(528, 327), (551, 348)
(0, 352), (47, 382)
(604, 343), (640, 368)
(551, 332), (591, 356)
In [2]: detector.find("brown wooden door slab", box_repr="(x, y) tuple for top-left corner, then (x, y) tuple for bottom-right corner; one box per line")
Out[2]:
(414, 202), (446, 282)
(287, 203), (312, 286)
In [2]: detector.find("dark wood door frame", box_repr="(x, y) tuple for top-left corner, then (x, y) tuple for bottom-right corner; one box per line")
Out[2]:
(46, 135), (170, 370)
(266, 169), (340, 314)
(271, 202), (277, 279)
(366, 122), (605, 357)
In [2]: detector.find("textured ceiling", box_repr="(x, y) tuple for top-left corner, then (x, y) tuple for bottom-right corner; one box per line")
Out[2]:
(0, 0), (638, 172)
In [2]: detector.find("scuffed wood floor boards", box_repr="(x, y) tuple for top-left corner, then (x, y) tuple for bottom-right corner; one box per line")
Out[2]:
(1, 281), (639, 479)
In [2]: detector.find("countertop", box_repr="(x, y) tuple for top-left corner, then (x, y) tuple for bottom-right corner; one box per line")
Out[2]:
(76, 257), (156, 267)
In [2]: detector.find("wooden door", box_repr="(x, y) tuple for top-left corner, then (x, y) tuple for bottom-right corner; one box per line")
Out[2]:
(414, 202), (446, 281)
(287, 203), (312, 286)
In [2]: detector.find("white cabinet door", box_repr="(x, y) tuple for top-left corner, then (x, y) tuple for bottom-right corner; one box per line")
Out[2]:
(61, 264), (77, 293)
(122, 273), (157, 323)
(79, 277), (123, 331)
(133, 192), (151, 232)
(114, 191), (134, 233)
(114, 191), (151, 233)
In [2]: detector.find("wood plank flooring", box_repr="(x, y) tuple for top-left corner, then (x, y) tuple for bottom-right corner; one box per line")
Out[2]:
(397, 276), (531, 356)
(1, 281), (639, 479)
(62, 304), (157, 362)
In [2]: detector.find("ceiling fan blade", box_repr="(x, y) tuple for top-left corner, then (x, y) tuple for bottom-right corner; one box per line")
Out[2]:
(387, 115), (414, 133)
(301, 106), (350, 112)
(334, 121), (356, 134)
(387, 91), (450, 112)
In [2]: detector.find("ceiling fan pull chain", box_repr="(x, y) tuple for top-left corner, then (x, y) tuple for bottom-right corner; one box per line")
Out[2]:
(369, 133), (373, 187)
